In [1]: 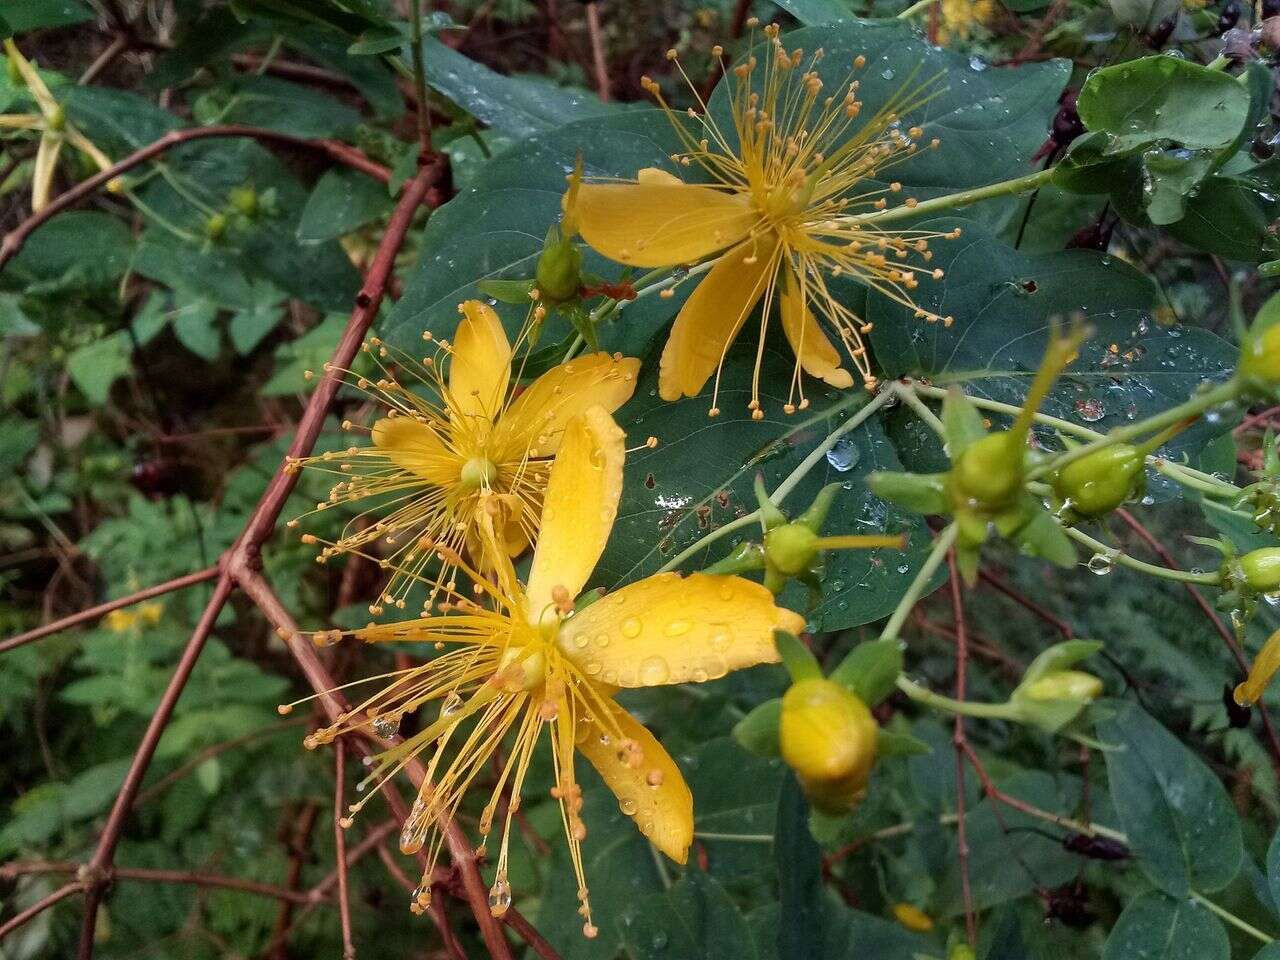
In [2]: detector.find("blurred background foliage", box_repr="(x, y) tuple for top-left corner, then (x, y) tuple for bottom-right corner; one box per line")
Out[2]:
(2, 0), (1280, 958)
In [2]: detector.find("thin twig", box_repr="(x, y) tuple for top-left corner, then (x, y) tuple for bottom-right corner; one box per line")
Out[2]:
(0, 126), (393, 271)
(0, 882), (83, 940)
(0, 566), (219, 655)
(948, 553), (978, 948)
(0, 863), (319, 905)
(977, 568), (1074, 639)
(270, 803), (319, 959)
(79, 35), (129, 85)
(335, 742), (357, 960)
(584, 2), (611, 102)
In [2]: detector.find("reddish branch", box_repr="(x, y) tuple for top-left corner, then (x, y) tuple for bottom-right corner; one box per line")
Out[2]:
(977, 569), (1074, 639)
(1115, 508), (1280, 772)
(584, 2), (611, 102)
(0, 125), (392, 272)
(948, 554), (978, 948)
(0, 862), (320, 905)
(0, 566), (219, 655)
(270, 803), (320, 959)
(334, 743), (357, 960)
(0, 883), (83, 940)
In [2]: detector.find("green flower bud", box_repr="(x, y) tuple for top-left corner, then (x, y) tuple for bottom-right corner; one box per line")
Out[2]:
(1240, 324), (1280, 395)
(205, 213), (228, 240)
(1020, 670), (1104, 703)
(1052, 444), (1144, 518)
(764, 523), (820, 578)
(1239, 547), (1280, 592)
(535, 234), (583, 303)
(780, 678), (878, 814)
(948, 431), (1024, 514)
(229, 186), (258, 217)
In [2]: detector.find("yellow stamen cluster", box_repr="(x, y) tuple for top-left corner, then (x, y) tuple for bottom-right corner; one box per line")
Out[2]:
(584, 22), (958, 415)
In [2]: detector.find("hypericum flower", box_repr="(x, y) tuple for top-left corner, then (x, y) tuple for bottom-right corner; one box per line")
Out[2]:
(288, 300), (640, 614)
(937, 0), (995, 45)
(103, 602), (164, 633)
(573, 22), (957, 416)
(288, 407), (805, 934)
(1, 40), (119, 212)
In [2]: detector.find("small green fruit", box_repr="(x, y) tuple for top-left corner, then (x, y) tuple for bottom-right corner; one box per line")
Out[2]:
(1052, 444), (1144, 518)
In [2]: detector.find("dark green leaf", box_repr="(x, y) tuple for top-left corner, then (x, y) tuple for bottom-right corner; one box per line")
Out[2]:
(66, 332), (132, 405)
(199, 75), (361, 139)
(1098, 701), (1243, 896)
(623, 872), (756, 960)
(1165, 168), (1280, 262)
(297, 168), (394, 242)
(1102, 892), (1228, 960)
(776, 774), (824, 960)
(772, 0), (856, 22)
(1078, 57), (1250, 153)
(172, 299), (222, 361)
(0, 0), (91, 31)
(8, 212), (134, 289)
(735, 699), (783, 757)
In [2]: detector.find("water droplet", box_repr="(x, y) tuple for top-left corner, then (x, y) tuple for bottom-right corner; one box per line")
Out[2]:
(488, 877), (512, 917)
(1087, 553), (1114, 575)
(440, 691), (464, 718)
(620, 797), (638, 816)
(621, 618), (642, 638)
(664, 619), (691, 637)
(639, 655), (671, 684)
(825, 437), (861, 472)
(372, 714), (401, 737)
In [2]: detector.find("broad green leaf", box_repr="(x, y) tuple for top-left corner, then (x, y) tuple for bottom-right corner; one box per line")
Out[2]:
(423, 36), (619, 140)
(0, 0), (91, 31)
(594, 347), (937, 633)
(297, 168), (394, 241)
(748, 901), (933, 960)
(172, 299), (222, 361)
(687, 736), (784, 878)
(66, 332), (132, 405)
(1098, 701), (1243, 896)
(777, 775), (824, 960)
(867, 218), (1236, 492)
(623, 872), (756, 960)
(1143, 149), (1218, 225)
(133, 233), (258, 310)
(1166, 166), (1280, 262)
(0, 294), (37, 336)
(64, 85), (181, 154)
(1102, 892), (1229, 960)
(262, 315), (348, 396)
(1266, 825), (1280, 910)
(1255, 946), (1280, 960)
(8, 212), (134, 289)
(0, 417), (38, 473)
(196, 75), (361, 139)
(1079, 57), (1250, 153)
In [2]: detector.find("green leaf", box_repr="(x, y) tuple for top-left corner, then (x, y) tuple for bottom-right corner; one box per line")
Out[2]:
(1143, 149), (1218, 226)
(423, 36), (618, 140)
(66, 332), (132, 406)
(1098, 701), (1243, 896)
(0, 294), (38, 336)
(868, 218), (1236, 488)
(623, 872), (756, 960)
(9, 212), (135, 289)
(297, 168), (394, 242)
(1019, 640), (1104, 686)
(133, 233), (258, 310)
(229, 298), (285, 355)
(829, 639), (902, 706)
(776, 774), (824, 960)
(735, 699), (783, 758)
(262, 315), (347, 396)
(1266, 825), (1280, 910)
(942, 389), (988, 457)
(0, 0), (92, 31)
(876, 730), (932, 757)
(1078, 57), (1250, 153)
(172, 299), (222, 361)
(1102, 892), (1229, 960)
(595, 347), (937, 633)
(198, 75), (361, 139)
(1165, 166), (1280, 262)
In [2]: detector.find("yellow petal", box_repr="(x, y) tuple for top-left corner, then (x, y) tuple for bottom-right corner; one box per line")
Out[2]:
(4, 40), (58, 117)
(65, 127), (114, 174)
(31, 133), (62, 214)
(495, 352), (640, 459)
(658, 234), (780, 401)
(371, 416), (458, 486)
(1237, 625), (1280, 705)
(576, 179), (756, 268)
(780, 266), (854, 389)
(449, 300), (511, 424)
(558, 572), (804, 685)
(576, 699), (693, 863)
(525, 406), (625, 620)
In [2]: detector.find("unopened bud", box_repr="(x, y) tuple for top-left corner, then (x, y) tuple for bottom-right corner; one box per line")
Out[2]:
(1052, 444), (1144, 518)
(229, 185), (258, 217)
(948, 432), (1025, 514)
(1239, 546), (1280, 592)
(1239, 323), (1280, 396)
(535, 234), (583, 303)
(780, 678), (877, 814)
(1020, 669), (1104, 703)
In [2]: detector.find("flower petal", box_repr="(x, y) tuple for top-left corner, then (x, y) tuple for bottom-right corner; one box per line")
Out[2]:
(525, 406), (625, 620)
(1237, 625), (1280, 705)
(658, 234), (780, 401)
(576, 179), (756, 268)
(371, 416), (458, 486)
(449, 300), (511, 424)
(781, 266), (854, 389)
(558, 572), (804, 685)
(495, 352), (640, 459)
(576, 699), (693, 863)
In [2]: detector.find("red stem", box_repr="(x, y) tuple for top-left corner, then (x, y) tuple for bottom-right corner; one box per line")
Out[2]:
(0, 882), (83, 940)
(0, 566), (219, 655)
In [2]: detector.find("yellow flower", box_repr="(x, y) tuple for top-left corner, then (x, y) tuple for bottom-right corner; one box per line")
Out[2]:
(937, 0), (995, 44)
(1, 40), (119, 211)
(103, 602), (164, 633)
(573, 23), (956, 417)
(289, 300), (640, 614)
(891, 902), (935, 932)
(295, 407), (805, 934)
